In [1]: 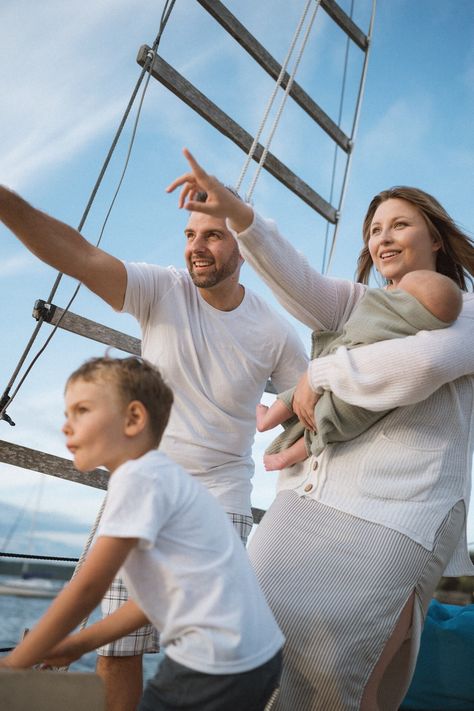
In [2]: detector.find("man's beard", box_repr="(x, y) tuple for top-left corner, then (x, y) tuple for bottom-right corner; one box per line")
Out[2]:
(188, 249), (240, 288)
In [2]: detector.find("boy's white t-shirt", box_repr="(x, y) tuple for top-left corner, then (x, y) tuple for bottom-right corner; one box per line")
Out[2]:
(97, 450), (284, 674)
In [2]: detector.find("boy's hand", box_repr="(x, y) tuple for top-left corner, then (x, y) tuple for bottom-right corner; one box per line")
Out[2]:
(41, 637), (84, 668)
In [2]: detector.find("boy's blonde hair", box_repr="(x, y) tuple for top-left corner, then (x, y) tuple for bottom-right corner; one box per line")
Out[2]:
(66, 356), (173, 447)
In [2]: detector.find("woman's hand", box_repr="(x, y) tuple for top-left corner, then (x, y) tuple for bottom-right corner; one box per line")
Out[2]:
(292, 372), (320, 431)
(166, 148), (254, 232)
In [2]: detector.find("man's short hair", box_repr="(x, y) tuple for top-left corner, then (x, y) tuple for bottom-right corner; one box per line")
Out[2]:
(66, 356), (173, 447)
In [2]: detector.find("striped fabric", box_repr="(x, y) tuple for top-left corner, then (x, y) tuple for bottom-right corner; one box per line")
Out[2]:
(97, 512), (253, 657)
(248, 491), (464, 711)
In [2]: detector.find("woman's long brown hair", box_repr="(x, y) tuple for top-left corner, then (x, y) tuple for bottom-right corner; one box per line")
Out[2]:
(356, 187), (474, 291)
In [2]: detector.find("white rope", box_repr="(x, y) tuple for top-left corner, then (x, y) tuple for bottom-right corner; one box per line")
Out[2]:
(245, 0), (321, 201)
(50, 495), (107, 671)
(324, 0), (377, 275)
(321, 0), (354, 274)
(234, 0), (317, 196)
(70, 496), (107, 589)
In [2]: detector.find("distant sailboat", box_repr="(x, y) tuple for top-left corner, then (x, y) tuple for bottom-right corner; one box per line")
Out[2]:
(0, 575), (63, 599)
(0, 475), (64, 599)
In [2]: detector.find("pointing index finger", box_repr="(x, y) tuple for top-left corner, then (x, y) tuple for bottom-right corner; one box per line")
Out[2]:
(183, 148), (208, 181)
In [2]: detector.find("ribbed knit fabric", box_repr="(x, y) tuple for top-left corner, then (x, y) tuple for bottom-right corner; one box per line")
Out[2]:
(235, 212), (474, 576)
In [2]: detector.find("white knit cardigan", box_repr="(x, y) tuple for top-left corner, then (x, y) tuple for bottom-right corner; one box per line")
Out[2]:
(235, 212), (474, 576)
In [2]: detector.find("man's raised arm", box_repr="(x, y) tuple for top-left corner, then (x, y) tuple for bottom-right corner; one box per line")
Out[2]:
(0, 186), (127, 310)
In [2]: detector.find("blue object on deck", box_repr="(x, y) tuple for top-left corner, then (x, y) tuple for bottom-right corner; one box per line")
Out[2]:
(400, 599), (474, 710)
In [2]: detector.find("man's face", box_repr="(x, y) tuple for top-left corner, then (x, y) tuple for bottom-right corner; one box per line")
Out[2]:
(184, 212), (242, 289)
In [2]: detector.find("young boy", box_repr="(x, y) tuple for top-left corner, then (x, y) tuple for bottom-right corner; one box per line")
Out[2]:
(257, 269), (462, 470)
(0, 356), (283, 710)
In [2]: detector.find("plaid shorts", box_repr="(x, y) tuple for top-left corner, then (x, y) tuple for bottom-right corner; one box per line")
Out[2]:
(97, 512), (254, 656)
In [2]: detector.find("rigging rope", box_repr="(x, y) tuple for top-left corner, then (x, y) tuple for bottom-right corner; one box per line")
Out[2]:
(0, 551), (79, 562)
(324, 0), (377, 275)
(50, 496), (108, 671)
(321, 0), (354, 274)
(0, 0), (177, 425)
(244, 0), (321, 201)
(234, 0), (316, 195)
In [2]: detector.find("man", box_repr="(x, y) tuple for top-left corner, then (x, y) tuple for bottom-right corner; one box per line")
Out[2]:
(0, 181), (307, 710)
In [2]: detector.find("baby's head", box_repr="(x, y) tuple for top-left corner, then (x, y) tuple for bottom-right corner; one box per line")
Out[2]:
(64, 356), (173, 472)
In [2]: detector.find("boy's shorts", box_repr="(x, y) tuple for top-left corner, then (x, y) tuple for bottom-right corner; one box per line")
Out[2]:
(139, 649), (282, 711)
(97, 512), (253, 657)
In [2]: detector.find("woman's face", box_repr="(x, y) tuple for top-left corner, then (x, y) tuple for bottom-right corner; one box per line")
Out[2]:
(368, 198), (440, 287)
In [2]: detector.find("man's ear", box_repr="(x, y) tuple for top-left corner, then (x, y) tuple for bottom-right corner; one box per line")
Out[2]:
(124, 400), (148, 436)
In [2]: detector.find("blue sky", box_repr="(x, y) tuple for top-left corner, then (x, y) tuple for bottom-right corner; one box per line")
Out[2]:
(0, 0), (473, 554)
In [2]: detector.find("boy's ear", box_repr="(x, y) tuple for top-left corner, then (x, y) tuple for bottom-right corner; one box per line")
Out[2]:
(124, 400), (148, 436)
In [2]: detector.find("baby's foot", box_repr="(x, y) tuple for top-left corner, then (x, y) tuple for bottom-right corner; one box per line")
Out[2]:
(256, 403), (269, 432)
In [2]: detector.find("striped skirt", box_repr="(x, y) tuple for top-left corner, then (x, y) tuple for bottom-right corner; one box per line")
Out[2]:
(248, 491), (464, 711)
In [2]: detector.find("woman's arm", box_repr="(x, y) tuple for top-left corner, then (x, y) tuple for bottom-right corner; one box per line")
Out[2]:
(308, 295), (474, 410)
(235, 212), (366, 332)
(167, 149), (366, 332)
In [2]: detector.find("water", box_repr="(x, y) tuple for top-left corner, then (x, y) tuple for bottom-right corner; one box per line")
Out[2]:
(0, 588), (161, 680)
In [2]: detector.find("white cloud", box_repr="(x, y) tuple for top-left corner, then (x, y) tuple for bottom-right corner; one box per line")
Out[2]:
(176, 38), (230, 78)
(1, 99), (125, 190)
(359, 96), (432, 167)
(0, 253), (40, 278)
(0, 0), (148, 190)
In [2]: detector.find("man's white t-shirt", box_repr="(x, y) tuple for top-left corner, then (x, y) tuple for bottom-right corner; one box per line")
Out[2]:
(121, 263), (308, 515)
(97, 450), (284, 674)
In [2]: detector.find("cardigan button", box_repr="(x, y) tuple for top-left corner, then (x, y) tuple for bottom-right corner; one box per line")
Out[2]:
(304, 483), (313, 493)
(313, 460), (319, 471)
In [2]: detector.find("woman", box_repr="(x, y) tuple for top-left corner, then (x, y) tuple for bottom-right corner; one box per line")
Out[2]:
(168, 150), (474, 710)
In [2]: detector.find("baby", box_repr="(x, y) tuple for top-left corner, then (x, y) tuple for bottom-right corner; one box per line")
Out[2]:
(257, 270), (462, 471)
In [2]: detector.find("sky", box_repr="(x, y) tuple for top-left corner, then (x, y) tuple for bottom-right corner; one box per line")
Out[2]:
(0, 0), (473, 556)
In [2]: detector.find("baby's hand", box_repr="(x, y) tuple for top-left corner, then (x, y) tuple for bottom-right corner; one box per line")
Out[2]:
(256, 403), (269, 432)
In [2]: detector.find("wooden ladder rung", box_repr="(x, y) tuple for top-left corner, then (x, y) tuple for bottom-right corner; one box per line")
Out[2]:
(0, 440), (266, 524)
(33, 299), (277, 395)
(136, 49), (337, 224)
